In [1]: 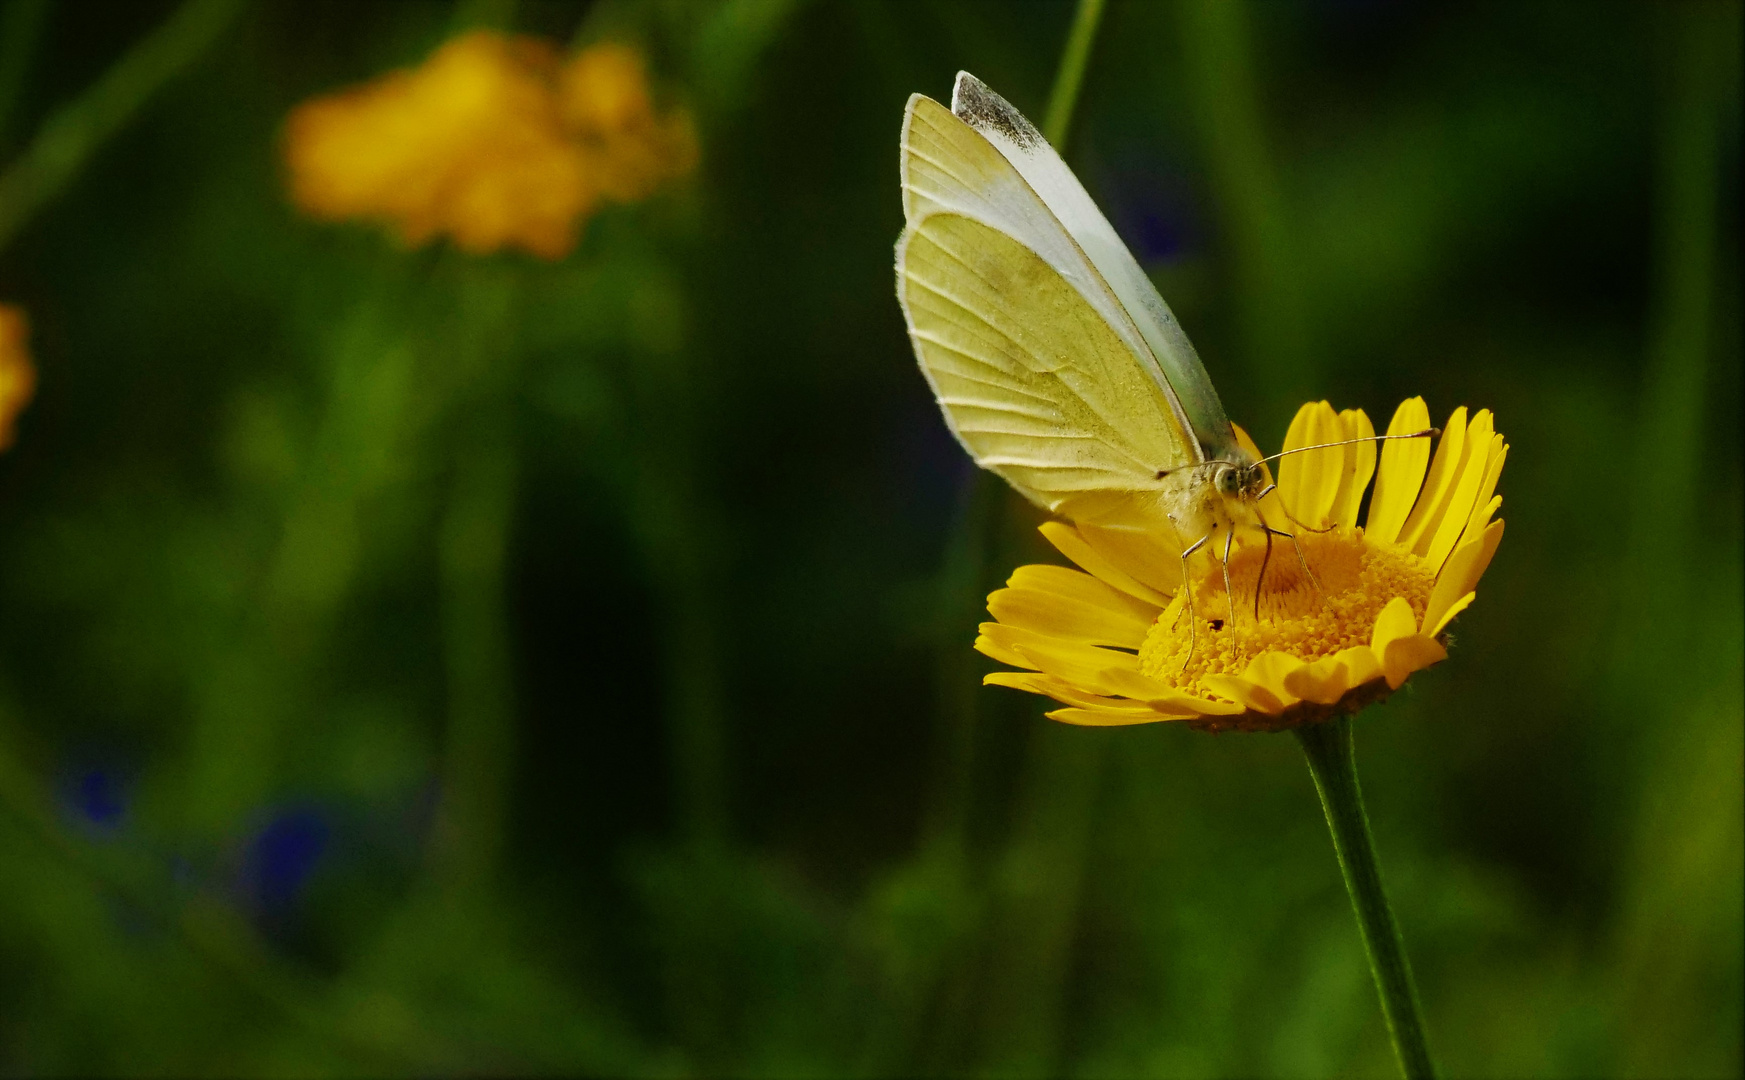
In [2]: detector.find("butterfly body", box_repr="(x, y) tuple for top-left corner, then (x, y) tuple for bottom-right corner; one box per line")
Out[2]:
(1156, 456), (1269, 549)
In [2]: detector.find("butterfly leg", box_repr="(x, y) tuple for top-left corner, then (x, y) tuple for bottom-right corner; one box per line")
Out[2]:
(1220, 528), (1237, 629)
(1176, 533), (1210, 675)
(1254, 524), (1275, 621)
(1260, 525), (1322, 601)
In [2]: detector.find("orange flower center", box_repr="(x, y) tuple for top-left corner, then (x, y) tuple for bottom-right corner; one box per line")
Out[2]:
(1138, 526), (1435, 694)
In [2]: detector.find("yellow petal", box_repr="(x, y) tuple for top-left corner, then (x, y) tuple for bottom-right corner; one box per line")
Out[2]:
(1006, 563), (1160, 619)
(1427, 592), (1475, 637)
(1468, 494), (1502, 540)
(1278, 401), (1343, 529)
(1465, 439), (1507, 538)
(1425, 409), (1495, 568)
(1335, 644), (1384, 689)
(989, 566), (1155, 649)
(1039, 522), (1171, 607)
(1282, 646), (1378, 705)
(1073, 519), (1185, 599)
(1397, 406), (1468, 554)
(985, 671), (1156, 714)
(1329, 409), (1377, 529)
(1243, 651), (1308, 706)
(1228, 649), (1312, 708)
(980, 624), (1141, 694)
(1367, 398), (1433, 545)
(1370, 596), (1421, 655)
(1382, 634), (1447, 688)
(1047, 706), (1175, 727)
(1201, 674), (1287, 715)
(1099, 666), (1246, 716)
(1424, 519), (1504, 631)
(975, 630), (1031, 669)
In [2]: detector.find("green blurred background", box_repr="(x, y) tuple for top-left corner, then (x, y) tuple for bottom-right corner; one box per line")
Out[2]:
(0, 0), (1739, 1075)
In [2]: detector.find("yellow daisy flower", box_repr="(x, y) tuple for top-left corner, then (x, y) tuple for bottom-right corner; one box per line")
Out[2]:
(977, 398), (1507, 733)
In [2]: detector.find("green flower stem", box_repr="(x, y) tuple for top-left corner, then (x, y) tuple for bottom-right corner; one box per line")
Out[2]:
(1295, 716), (1436, 1080)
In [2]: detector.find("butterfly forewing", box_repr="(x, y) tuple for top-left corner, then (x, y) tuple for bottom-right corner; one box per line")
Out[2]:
(897, 92), (1200, 518)
(901, 95), (1190, 450)
(947, 74), (1239, 463)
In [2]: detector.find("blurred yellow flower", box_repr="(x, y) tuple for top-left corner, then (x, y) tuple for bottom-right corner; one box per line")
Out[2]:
(558, 43), (699, 204)
(284, 33), (695, 259)
(0, 304), (36, 451)
(978, 399), (1508, 733)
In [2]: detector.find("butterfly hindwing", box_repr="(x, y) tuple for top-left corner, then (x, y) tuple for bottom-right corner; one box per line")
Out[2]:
(898, 210), (1189, 512)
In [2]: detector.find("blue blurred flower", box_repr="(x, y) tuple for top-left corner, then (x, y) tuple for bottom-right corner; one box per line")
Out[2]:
(58, 764), (129, 837)
(1090, 149), (1201, 266)
(238, 805), (331, 925)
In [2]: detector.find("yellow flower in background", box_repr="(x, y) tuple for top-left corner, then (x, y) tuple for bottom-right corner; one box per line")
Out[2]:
(558, 43), (699, 204)
(283, 32), (695, 259)
(978, 399), (1508, 733)
(0, 304), (36, 451)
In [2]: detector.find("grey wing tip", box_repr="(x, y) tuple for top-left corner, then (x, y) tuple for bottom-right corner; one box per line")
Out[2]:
(949, 71), (987, 111)
(949, 71), (1043, 149)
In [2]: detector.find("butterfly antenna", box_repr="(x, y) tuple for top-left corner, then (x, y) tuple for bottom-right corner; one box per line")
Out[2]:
(1255, 479), (1335, 537)
(1277, 499), (1337, 536)
(1252, 428), (1439, 469)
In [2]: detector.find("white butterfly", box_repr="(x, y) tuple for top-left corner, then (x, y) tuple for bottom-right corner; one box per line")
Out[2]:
(896, 72), (1279, 593)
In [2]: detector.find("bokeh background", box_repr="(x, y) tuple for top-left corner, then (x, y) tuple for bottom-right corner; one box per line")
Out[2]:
(0, 0), (1739, 1076)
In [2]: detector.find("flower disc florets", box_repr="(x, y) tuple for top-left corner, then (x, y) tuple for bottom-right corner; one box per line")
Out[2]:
(976, 399), (1507, 733)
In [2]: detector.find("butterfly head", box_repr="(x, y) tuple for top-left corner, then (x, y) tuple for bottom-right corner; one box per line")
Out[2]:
(1211, 451), (1269, 503)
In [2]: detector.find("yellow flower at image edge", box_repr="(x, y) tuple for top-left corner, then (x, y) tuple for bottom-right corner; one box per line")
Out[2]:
(978, 399), (1507, 733)
(0, 304), (36, 451)
(283, 32), (695, 259)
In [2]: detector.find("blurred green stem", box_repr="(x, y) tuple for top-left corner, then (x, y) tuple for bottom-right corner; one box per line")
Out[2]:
(1295, 717), (1435, 1080)
(1041, 0), (1105, 148)
(1178, 0), (1313, 406)
(1619, 2), (1729, 660)
(0, 0), (241, 253)
(1610, 8), (1736, 1068)
(437, 416), (518, 890)
(433, 269), (520, 892)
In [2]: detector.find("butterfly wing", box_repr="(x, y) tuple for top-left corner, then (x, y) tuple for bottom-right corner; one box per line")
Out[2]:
(897, 93), (1196, 522)
(948, 73), (1240, 463)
